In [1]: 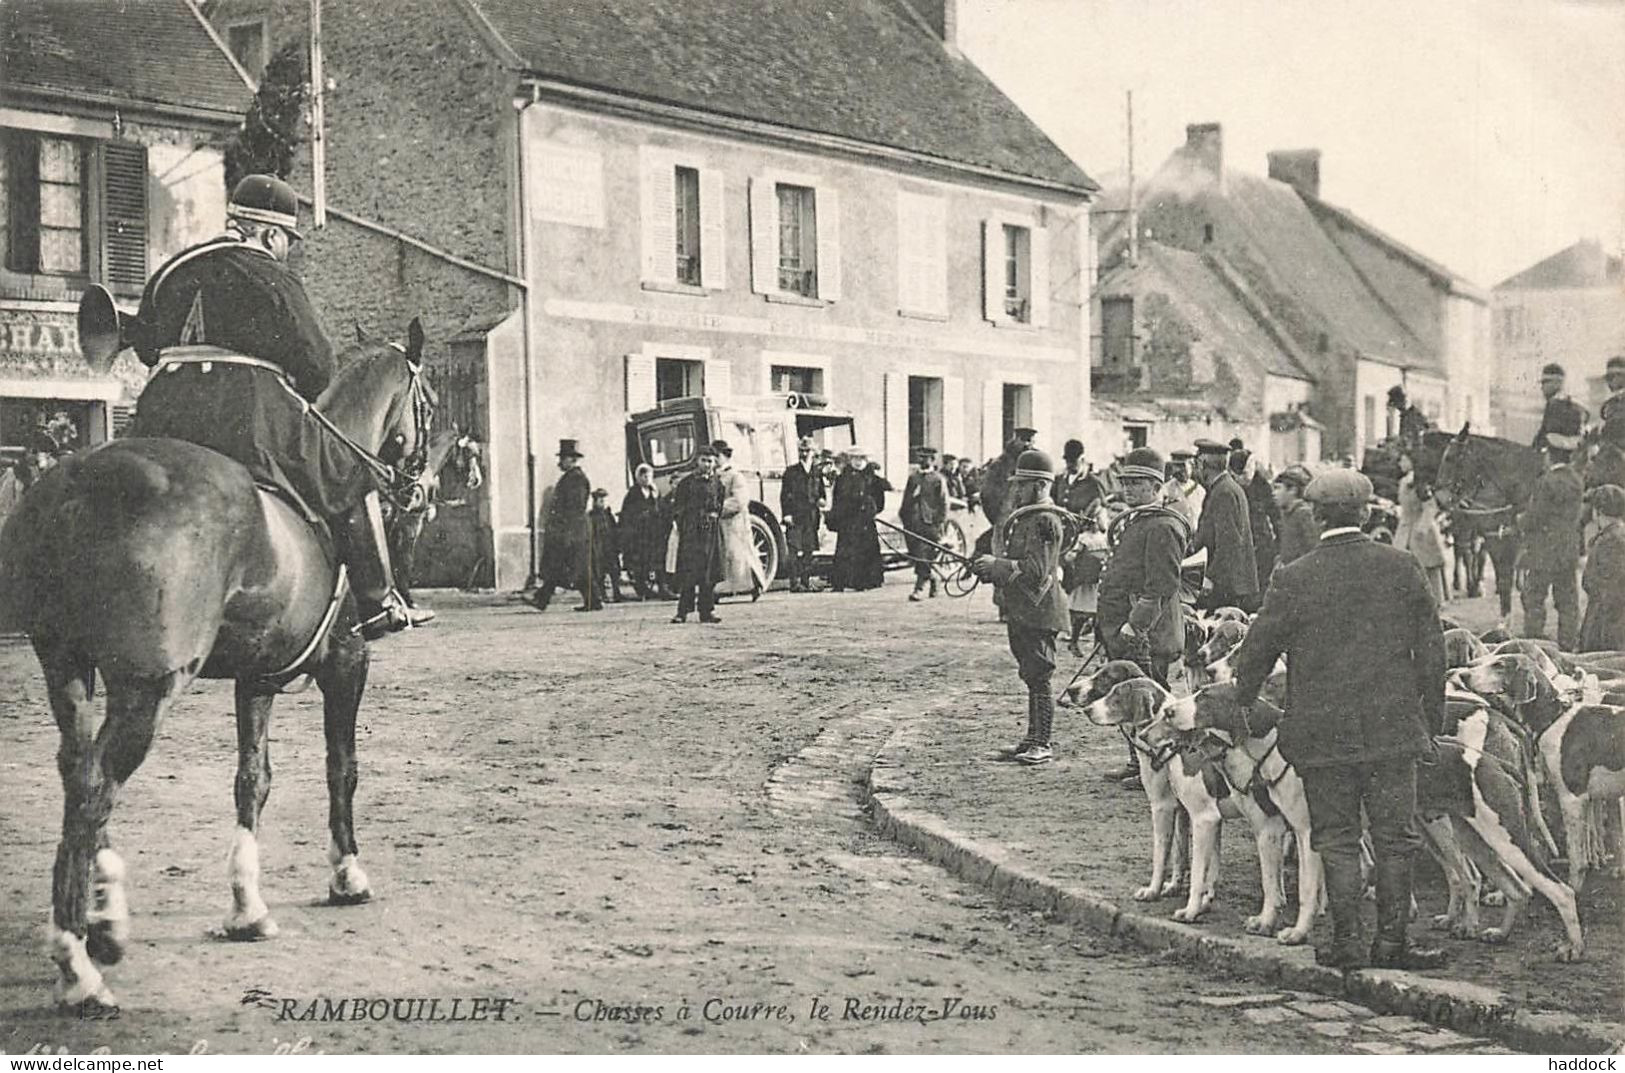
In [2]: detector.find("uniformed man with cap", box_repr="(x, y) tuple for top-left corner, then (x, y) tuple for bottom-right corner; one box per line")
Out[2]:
(779, 435), (825, 593)
(971, 448), (1071, 765)
(1191, 438), (1260, 612)
(1532, 363), (1590, 455)
(1272, 464), (1319, 567)
(1598, 356), (1625, 451)
(1161, 448), (1203, 525)
(1230, 469), (1447, 971)
(1520, 431), (1585, 650)
(129, 174), (423, 638)
(900, 446), (950, 601)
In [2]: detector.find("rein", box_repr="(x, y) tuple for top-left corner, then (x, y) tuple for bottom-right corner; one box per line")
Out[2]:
(314, 353), (435, 512)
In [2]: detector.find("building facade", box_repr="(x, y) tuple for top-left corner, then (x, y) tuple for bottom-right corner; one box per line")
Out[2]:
(1, 0), (247, 466)
(1491, 238), (1625, 442)
(224, 0), (1097, 590)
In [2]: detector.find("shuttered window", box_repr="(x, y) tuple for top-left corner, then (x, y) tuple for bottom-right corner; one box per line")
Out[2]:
(639, 147), (726, 291)
(101, 141), (148, 295)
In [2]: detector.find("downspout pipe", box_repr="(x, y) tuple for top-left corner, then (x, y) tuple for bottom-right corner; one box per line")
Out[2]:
(514, 83), (541, 587)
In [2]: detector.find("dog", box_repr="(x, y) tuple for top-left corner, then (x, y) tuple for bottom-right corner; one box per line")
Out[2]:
(1443, 628), (1490, 668)
(1463, 652), (1625, 897)
(1084, 677), (1237, 923)
(1147, 683), (1325, 944)
(1193, 620), (1248, 684)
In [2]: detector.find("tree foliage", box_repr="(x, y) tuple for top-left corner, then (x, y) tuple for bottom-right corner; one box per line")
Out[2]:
(224, 40), (309, 191)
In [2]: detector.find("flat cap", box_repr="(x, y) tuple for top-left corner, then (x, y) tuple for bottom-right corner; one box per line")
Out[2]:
(1305, 469), (1373, 506)
(1540, 363), (1566, 378)
(1012, 426), (1038, 438)
(913, 445), (938, 459)
(1588, 484), (1625, 518)
(1168, 449), (1194, 461)
(1609, 355), (1625, 373)
(1193, 438), (1229, 456)
(1119, 447), (1165, 482)
(710, 438), (733, 456)
(1273, 464), (1313, 490)
(695, 444), (718, 459)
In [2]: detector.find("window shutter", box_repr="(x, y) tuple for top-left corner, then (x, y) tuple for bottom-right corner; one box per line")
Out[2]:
(698, 168), (726, 290)
(896, 192), (919, 313)
(1031, 388), (1052, 452)
(814, 185), (841, 301)
(1029, 227), (1051, 327)
(624, 353), (656, 413)
(101, 141), (148, 295)
(883, 371), (908, 481)
(922, 196), (947, 317)
(749, 176), (778, 294)
(981, 219), (1000, 323)
(639, 148), (675, 285)
(982, 379), (1002, 459)
(943, 376), (964, 460)
(703, 356), (732, 404)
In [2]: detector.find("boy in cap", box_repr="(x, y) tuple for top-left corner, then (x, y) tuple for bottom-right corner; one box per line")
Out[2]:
(1161, 448), (1203, 525)
(900, 446), (950, 601)
(972, 448), (1072, 765)
(1230, 469), (1446, 971)
(1272, 464), (1318, 566)
(587, 487), (623, 605)
(1581, 484), (1625, 652)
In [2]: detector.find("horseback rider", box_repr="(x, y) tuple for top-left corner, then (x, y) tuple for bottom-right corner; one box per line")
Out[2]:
(128, 174), (427, 639)
(1385, 385), (1431, 448)
(1599, 355), (1625, 451)
(1532, 363), (1589, 455)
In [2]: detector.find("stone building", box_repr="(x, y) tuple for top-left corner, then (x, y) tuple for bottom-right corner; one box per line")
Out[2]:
(1491, 238), (1625, 442)
(1, 0), (247, 463)
(216, 0), (1098, 590)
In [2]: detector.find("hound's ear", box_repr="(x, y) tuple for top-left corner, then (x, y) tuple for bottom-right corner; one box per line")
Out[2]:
(407, 317), (425, 362)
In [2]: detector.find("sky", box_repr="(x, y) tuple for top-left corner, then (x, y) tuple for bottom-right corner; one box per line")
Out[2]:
(955, 0), (1625, 288)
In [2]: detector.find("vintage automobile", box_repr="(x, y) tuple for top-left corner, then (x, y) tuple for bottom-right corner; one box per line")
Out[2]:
(625, 393), (978, 587)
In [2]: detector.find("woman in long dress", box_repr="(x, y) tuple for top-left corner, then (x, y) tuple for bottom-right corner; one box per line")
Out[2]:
(713, 439), (766, 600)
(1395, 451), (1449, 606)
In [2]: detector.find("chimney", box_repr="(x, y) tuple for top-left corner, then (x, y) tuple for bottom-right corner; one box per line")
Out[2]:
(1186, 123), (1223, 176)
(904, 0), (959, 54)
(1268, 149), (1322, 199)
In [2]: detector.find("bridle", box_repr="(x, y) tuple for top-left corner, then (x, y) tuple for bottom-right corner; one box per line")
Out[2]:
(1436, 439), (1517, 520)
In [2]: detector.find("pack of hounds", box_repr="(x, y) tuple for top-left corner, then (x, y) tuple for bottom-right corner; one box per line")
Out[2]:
(1058, 608), (1625, 963)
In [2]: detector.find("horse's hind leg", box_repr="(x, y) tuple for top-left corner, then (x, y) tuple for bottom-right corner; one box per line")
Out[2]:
(318, 627), (373, 905)
(47, 662), (184, 1016)
(223, 680), (279, 940)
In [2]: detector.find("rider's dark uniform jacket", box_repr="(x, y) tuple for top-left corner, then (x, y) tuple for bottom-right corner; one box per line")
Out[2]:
(1533, 395), (1588, 452)
(129, 236), (372, 517)
(1601, 391), (1625, 449)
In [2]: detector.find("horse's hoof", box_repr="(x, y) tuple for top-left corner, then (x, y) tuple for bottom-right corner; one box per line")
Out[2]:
(60, 994), (120, 1020)
(1480, 927), (1510, 945)
(85, 920), (129, 965)
(219, 915), (279, 942)
(328, 887), (373, 907)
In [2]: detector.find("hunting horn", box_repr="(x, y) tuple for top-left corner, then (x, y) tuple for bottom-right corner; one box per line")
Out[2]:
(77, 284), (144, 373)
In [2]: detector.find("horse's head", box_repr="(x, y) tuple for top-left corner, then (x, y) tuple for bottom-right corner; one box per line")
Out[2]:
(321, 317), (436, 476)
(1432, 422), (1477, 510)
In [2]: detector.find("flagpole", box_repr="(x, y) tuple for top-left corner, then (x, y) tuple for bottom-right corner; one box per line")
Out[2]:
(309, 0), (327, 229)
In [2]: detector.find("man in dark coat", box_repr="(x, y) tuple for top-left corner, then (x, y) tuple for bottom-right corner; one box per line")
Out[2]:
(1053, 439), (1105, 520)
(1231, 469), (1447, 971)
(1096, 448), (1192, 784)
(972, 449), (1071, 765)
(1231, 448), (1281, 586)
(979, 428), (1037, 533)
(1601, 356), (1625, 449)
(779, 436), (825, 593)
(1191, 439), (1259, 612)
(1386, 386), (1432, 449)
(901, 446), (950, 601)
(670, 445), (725, 624)
(129, 174), (418, 637)
(1582, 484), (1625, 652)
(1272, 464), (1319, 567)
(619, 464), (666, 600)
(531, 439), (596, 611)
(828, 448), (885, 591)
(1533, 363), (1590, 455)
(1521, 443), (1585, 650)
(588, 488), (622, 604)
(941, 454), (966, 500)
(957, 457), (981, 511)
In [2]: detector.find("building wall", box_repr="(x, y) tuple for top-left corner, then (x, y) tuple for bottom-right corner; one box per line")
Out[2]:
(507, 100), (1091, 587)
(1351, 360), (1447, 461)
(1492, 286), (1625, 442)
(1442, 292), (1493, 434)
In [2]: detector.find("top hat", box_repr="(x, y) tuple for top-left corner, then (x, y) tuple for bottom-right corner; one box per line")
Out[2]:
(1227, 437), (1245, 451)
(591, 487), (609, 498)
(556, 438), (583, 458)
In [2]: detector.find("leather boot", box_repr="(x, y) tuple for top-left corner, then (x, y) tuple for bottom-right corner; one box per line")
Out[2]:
(1371, 857), (1448, 969)
(1315, 855), (1369, 970)
(339, 492), (420, 640)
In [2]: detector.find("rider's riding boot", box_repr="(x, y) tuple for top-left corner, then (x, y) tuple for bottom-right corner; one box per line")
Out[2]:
(340, 492), (418, 640)
(1370, 857), (1448, 970)
(1316, 855), (1370, 970)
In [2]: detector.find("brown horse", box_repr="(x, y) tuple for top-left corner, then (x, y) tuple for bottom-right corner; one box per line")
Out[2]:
(0, 322), (437, 1016)
(1432, 423), (1544, 619)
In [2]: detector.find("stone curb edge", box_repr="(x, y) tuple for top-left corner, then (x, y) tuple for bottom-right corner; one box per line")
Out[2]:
(865, 743), (1624, 1056)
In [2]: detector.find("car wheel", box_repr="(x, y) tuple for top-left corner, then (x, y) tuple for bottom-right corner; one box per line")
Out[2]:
(750, 513), (780, 588)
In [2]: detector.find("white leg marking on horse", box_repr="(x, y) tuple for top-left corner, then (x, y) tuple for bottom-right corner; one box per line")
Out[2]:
(46, 927), (115, 1008)
(224, 827), (277, 938)
(87, 849), (131, 954)
(328, 836), (372, 903)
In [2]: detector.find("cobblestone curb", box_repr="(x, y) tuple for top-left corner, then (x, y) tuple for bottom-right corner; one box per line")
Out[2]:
(866, 734), (1624, 1055)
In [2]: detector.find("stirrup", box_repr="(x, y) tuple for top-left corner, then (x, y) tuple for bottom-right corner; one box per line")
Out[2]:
(353, 592), (414, 640)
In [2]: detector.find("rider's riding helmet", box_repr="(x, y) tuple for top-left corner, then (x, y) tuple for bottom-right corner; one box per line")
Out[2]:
(228, 174), (303, 239)
(1013, 449), (1055, 481)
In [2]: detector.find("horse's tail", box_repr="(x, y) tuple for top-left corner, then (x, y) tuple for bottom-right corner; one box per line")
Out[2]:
(0, 441), (243, 673)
